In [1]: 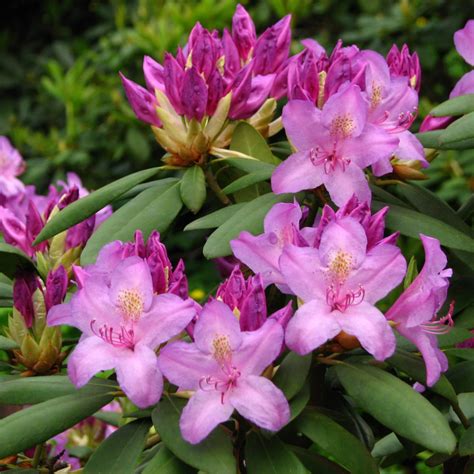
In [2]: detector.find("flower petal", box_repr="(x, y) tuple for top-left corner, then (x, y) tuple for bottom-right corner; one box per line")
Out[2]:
(68, 336), (117, 387)
(454, 20), (474, 66)
(282, 100), (322, 150)
(158, 341), (219, 390)
(180, 389), (234, 444)
(230, 375), (290, 431)
(285, 300), (341, 355)
(115, 344), (163, 408)
(336, 302), (396, 361)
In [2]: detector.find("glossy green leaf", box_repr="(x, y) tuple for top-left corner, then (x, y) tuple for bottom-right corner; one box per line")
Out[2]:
(142, 446), (194, 474)
(215, 156), (276, 174)
(372, 201), (474, 252)
(184, 203), (246, 231)
(335, 363), (456, 454)
(387, 350), (457, 403)
(289, 382), (310, 421)
(371, 433), (404, 458)
(274, 352), (312, 400)
(152, 397), (235, 474)
(0, 243), (36, 279)
(454, 304), (474, 328)
(458, 195), (474, 220)
(397, 183), (472, 235)
(446, 360), (474, 393)
(431, 94), (474, 117)
(230, 122), (280, 165)
(459, 425), (474, 456)
(245, 431), (308, 474)
(444, 349), (474, 361)
(0, 335), (18, 350)
(295, 409), (378, 474)
(34, 167), (163, 244)
(180, 166), (206, 214)
(437, 327), (473, 348)
(415, 130), (443, 148)
(0, 376), (117, 404)
(291, 446), (349, 474)
(203, 192), (294, 258)
(81, 181), (182, 264)
(0, 381), (115, 457)
(84, 419), (151, 474)
(439, 111), (474, 144)
(0, 282), (12, 299)
(222, 170), (273, 194)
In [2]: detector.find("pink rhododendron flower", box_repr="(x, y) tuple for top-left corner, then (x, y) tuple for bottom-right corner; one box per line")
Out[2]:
(386, 235), (453, 386)
(48, 255), (196, 408)
(158, 299), (290, 444)
(421, 20), (474, 132)
(272, 85), (398, 205)
(386, 44), (421, 92)
(231, 201), (308, 291)
(0, 136), (25, 198)
(281, 216), (406, 360)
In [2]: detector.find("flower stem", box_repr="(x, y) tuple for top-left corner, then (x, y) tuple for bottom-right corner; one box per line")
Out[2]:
(32, 443), (44, 468)
(452, 401), (471, 429)
(205, 168), (231, 205)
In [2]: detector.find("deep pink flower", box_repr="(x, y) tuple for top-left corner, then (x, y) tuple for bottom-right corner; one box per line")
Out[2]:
(386, 44), (421, 92)
(0, 136), (25, 198)
(272, 86), (398, 205)
(48, 256), (196, 408)
(158, 299), (290, 444)
(282, 216), (406, 360)
(386, 235), (453, 386)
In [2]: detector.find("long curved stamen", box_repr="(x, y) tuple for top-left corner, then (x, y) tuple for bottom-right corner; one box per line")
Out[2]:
(90, 320), (135, 349)
(309, 146), (350, 174)
(421, 300), (455, 335)
(199, 365), (241, 404)
(326, 285), (365, 312)
(376, 107), (418, 133)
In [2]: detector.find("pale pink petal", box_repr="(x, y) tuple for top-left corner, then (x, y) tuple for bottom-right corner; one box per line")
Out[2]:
(115, 344), (163, 408)
(68, 336), (117, 387)
(180, 389), (234, 444)
(394, 131), (427, 166)
(454, 20), (474, 66)
(271, 151), (325, 194)
(450, 70), (474, 98)
(263, 201), (302, 234)
(285, 300), (341, 355)
(336, 302), (396, 361)
(230, 375), (289, 431)
(347, 241), (406, 304)
(232, 319), (283, 376)
(279, 245), (326, 301)
(282, 100), (322, 150)
(194, 300), (242, 354)
(158, 341), (219, 390)
(138, 294), (196, 347)
(323, 162), (372, 207)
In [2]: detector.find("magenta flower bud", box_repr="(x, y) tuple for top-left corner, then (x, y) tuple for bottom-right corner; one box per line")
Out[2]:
(168, 259), (189, 299)
(120, 73), (161, 127)
(386, 44), (421, 92)
(419, 114), (454, 132)
(228, 63), (253, 119)
(222, 29), (241, 79)
(214, 256), (241, 278)
(163, 53), (186, 114)
(269, 301), (293, 330)
(206, 68), (226, 116)
(0, 136), (25, 198)
(65, 216), (95, 249)
(181, 67), (208, 121)
(239, 275), (267, 331)
(143, 56), (165, 93)
(13, 273), (39, 327)
(45, 265), (68, 311)
(232, 4), (257, 61)
(188, 27), (218, 80)
(26, 201), (45, 246)
(253, 15), (291, 75)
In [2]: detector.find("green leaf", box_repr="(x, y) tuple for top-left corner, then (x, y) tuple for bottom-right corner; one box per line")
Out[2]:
(371, 433), (404, 458)
(34, 167), (163, 244)
(184, 203), (246, 231)
(439, 112), (474, 144)
(431, 94), (474, 117)
(0, 282), (12, 299)
(415, 131), (443, 149)
(446, 360), (474, 393)
(84, 419), (151, 474)
(0, 243), (36, 279)
(459, 425), (474, 456)
(403, 256), (418, 289)
(0, 380), (115, 457)
(289, 382), (310, 421)
(387, 350), (457, 403)
(152, 397), (235, 474)
(0, 335), (18, 350)
(0, 376), (117, 405)
(273, 352), (312, 400)
(81, 182), (182, 264)
(215, 156), (277, 174)
(335, 363), (456, 454)
(444, 349), (474, 361)
(223, 170), (273, 195)
(455, 304), (474, 328)
(230, 122), (280, 165)
(291, 446), (349, 474)
(295, 409), (378, 474)
(372, 201), (474, 252)
(180, 166), (206, 214)
(142, 446), (194, 474)
(245, 431), (308, 474)
(458, 195), (474, 220)
(203, 192), (294, 258)
(397, 183), (472, 235)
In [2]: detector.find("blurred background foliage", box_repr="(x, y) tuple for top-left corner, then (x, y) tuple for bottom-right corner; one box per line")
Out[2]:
(0, 0), (472, 203)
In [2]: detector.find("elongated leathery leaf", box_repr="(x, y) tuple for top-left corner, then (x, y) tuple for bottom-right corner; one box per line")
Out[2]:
(34, 167), (163, 244)
(180, 165), (206, 214)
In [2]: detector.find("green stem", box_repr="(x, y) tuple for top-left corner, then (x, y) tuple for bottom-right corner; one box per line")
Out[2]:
(452, 402), (471, 429)
(205, 168), (231, 206)
(32, 443), (44, 468)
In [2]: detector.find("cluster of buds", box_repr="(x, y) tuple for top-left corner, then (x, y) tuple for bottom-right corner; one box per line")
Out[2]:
(6, 267), (67, 375)
(121, 4), (291, 166)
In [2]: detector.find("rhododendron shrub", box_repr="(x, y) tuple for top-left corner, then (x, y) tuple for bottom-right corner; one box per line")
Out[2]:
(0, 8), (473, 474)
